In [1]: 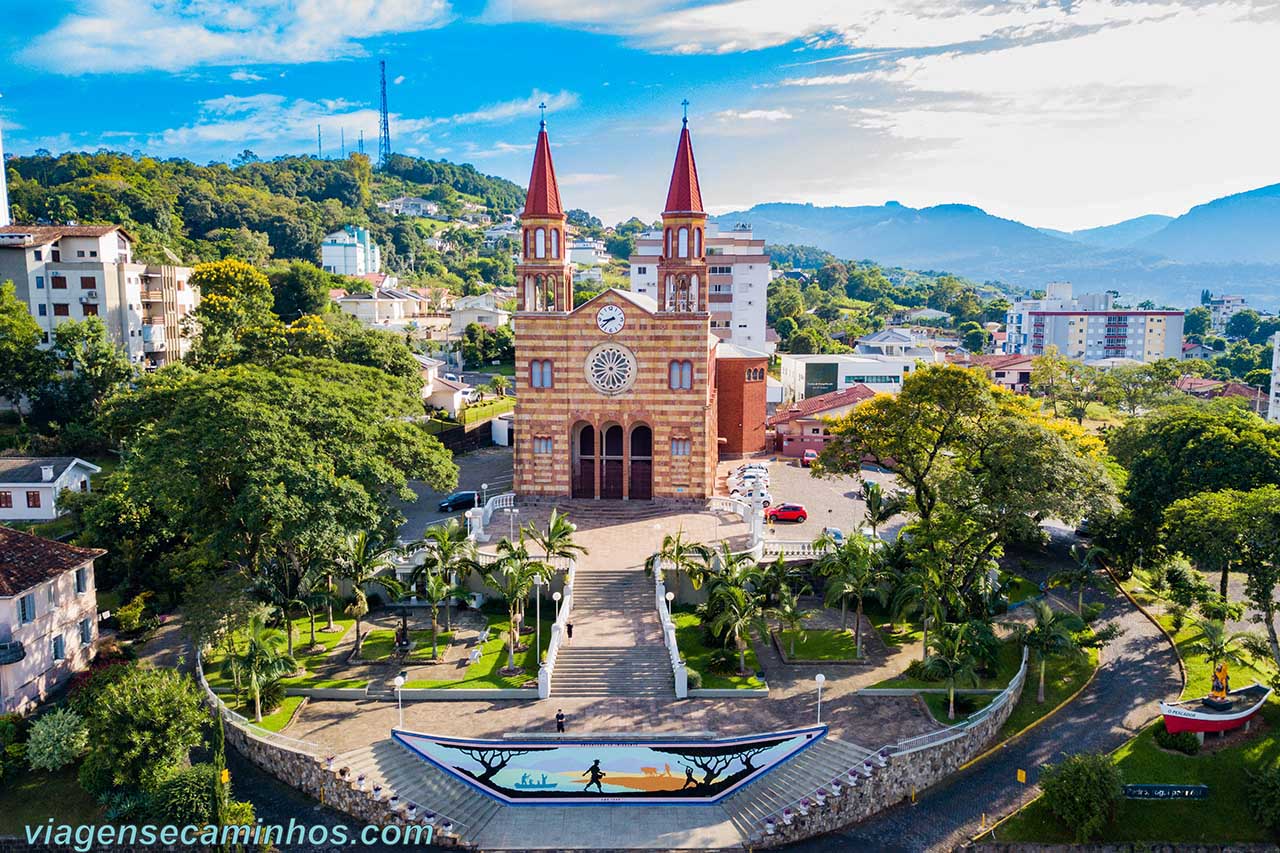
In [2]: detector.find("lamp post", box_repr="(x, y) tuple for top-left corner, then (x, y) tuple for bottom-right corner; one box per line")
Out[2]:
(534, 575), (543, 658)
(665, 590), (675, 614)
(815, 673), (826, 724)
(481, 482), (489, 505)
(394, 674), (406, 729)
(552, 591), (562, 621)
(509, 507), (519, 541)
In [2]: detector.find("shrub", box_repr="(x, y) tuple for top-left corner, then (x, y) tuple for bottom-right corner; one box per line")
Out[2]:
(157, 763), (217, 826)
(68, 661), (134, 716)
(1153, 721), (1200, 755)
(257, 681), (286, 715)
(904, 659), (940, 682)
(1247, 765), (1280, 836)
(685, 668), (703, 690)
(26, 709), (89, 771)
(707, 648), (737, 675)
(101, 788), (157, 822)
(116, 592), (154, 634)
(1039, 752), (1123, 842)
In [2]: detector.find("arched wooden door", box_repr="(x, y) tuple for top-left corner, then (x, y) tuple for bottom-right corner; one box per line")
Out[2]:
(572, 422), (595, 499)
(629, 425), (652, 500)
(601, 424), (624, 499)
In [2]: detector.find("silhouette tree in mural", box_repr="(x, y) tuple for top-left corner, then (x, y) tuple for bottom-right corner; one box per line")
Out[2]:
(453, 746), (553, 783)
(652, 737), (789, 790)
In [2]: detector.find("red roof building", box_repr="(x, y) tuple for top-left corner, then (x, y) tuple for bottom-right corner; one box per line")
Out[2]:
(769, 384), (878, 457)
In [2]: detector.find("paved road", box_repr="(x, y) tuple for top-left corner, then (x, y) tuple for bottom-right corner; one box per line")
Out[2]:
(395, 445), (513, 541)
(791, 530), (1183, 853)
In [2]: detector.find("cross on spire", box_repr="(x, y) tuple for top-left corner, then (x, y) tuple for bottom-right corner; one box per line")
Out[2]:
(681, 98), (689, 126)
(539, 101), (547, 129)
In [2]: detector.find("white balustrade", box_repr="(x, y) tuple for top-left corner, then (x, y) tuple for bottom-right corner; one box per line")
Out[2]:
(651, 557), (688, 698)
(539, 559), (576, 698)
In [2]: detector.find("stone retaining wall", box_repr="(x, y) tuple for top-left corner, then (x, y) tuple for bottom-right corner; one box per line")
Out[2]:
(756, 666), (1024, 848)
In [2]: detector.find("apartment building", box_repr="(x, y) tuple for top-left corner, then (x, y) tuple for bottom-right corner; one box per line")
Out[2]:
(1269, 333), (1280, 425)
(1209, 294), (1247, 333)
(629, 222), (771, 352)
(321, 225), (382, 276)
(1005, 282), (1183, 363)
(0, 527), (104, 715)
(0, 225), (197, 368)
(779, 351), (938, 402)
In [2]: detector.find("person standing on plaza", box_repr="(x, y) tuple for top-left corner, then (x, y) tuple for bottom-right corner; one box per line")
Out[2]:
(556, 709), (566, 733)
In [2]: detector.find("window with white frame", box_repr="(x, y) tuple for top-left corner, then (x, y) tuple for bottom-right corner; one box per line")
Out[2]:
(52, 635), (65, 660)
(75, 567), (88, 594)
(670, 438), (691, 457)
(19, 593), (36, 624)
(79, 617), (93, 645)
(668, 360), (693, 390)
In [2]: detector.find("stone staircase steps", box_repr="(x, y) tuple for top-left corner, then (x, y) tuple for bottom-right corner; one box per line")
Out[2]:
(334, 740), (502, 842)
(720, 737), (873, 836)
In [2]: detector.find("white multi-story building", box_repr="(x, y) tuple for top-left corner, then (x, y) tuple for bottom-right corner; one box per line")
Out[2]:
(779, 352), (939, 402)
(630, 222), (770, 351)
(378, 196), (439, 217)
(1269, 333), (1280, 424)
(1005, 282), (1183, 363)
(567, 238), (610, 267)
(0, 225), (197, 368)
(321, 225), (382, 276)
(1209, 294), (1247, 333)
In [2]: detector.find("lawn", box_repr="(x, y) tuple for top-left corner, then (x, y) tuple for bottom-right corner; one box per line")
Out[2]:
(860, 598), (923, 649)
(776, 628), (862, 661)
(671, 607), (766, 690)
(9, 514), (78, 539)
(993, 702), (1280, 844)
(998, 647), (1099, 738)
(1000, 571), (1043, 605)
(232, 695), (306, 733)
(924, 692), (994, 724)
(483, 362), (515, 377)
(405, 608), (550, 689)
(460, 396), (515, 425)
(359, 628), (454, 662)
(0, 765), (102, 835)
(203, 615), (358, 691)
(871, 637), (1026, 691)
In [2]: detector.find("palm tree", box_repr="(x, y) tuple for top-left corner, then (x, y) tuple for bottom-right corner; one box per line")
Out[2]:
(758, 554), (811, 606)
(814, 534), (877, 658)
(417, 570), (454, 660)
(863, 482), (906, 541)
(771, 586), (811, 658)
(298, 561), (334, 651)
(491, 374), (511, 397)
(922, 622), (981, 720)
(336, 531), (406, 655)
(414, 518), (479, 633)
(484, 538), (549, 671)
(893, 560), (957, 663)
(644, 529), (714, 591)
(1186, 617), (1262, 674)
(702, 542), (761, 601)
(710, 585), (770, 675)
(1006, 600), (1083, 703)
(222, 616), (297, 723)
(1052, 544), (1107, 615)
(525, 508), (589, 567)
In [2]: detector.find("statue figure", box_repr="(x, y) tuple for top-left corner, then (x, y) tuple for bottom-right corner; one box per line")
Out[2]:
(1210, 661), (1230, 702)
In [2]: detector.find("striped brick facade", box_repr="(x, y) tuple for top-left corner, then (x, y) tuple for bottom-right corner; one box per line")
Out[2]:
(513, 290), (718, 500)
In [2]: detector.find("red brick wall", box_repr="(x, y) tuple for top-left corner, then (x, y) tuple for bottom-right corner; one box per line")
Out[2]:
(715, 355), (768, 456)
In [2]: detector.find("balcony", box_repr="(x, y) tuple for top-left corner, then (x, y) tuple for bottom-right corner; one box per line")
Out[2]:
(0, 641), (25, 665)
(140, 290), (165, 301)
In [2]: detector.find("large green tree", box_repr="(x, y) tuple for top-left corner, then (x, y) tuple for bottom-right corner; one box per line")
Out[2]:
(0, 281), (54, 421)
(268, 260), (339, 320)
(186, 259), (278, 367)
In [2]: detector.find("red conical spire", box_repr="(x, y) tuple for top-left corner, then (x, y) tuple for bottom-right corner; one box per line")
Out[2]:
(663, 117), (704, 215)
(522, 121), (564, 218)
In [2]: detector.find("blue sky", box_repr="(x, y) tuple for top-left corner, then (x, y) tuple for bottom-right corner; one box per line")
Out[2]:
(2, 0), (1279, 230)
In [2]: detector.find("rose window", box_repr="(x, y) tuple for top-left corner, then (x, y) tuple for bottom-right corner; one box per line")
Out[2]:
(585, 344), (637, 395)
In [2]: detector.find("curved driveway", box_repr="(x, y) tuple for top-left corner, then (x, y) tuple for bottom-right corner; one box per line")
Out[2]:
(793, 531), (1183, 853)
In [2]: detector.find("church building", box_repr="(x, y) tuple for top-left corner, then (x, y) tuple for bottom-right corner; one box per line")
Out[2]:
(512, 115), (767, 501)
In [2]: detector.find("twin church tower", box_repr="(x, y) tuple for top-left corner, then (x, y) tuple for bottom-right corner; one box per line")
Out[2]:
(512, 114), (767, 502)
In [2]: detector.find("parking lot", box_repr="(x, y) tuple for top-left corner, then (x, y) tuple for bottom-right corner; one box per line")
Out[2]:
(717, 456), (906, 541)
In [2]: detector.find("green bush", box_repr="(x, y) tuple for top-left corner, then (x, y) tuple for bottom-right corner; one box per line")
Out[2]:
(1247, 765), (1280, 836)
(707, 647), (737, 675)
(157, 764), (217, 826)
(116, 592), (154, 634)
(1039, 752), (1124, 842)
(904, 658), (939, 682)
(1153, 721), (1201, 755)
(68, 661), (134, 716)
(685, 668), (703, 690)
(25, 709), (89, 771)
(257, 681), (286, 715)
(0, 712), (31, 780)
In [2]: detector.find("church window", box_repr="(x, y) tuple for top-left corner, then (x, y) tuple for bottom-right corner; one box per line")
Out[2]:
(665, 229), (672, 256)
(530, 359), (554, 388)
(678, 227), (689, 258)
(670, 438), (691, 457)
(695, 228), (702, 257)
(669, 360), (693, 390)
(551, 229), (560, 259)
(533, 436), (554, 454)
(535, 228), (546, 259)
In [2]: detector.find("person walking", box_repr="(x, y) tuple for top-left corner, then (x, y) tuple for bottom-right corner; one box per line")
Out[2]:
(555, 709), (566, 733)
(566, 622), (574, 644)
(582, 759), (606, 793)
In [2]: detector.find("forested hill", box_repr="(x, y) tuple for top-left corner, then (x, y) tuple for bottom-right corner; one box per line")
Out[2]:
(3, 150), (525, 269)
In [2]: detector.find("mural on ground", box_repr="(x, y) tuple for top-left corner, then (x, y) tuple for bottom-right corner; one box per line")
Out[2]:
(392, 726), (826, 804)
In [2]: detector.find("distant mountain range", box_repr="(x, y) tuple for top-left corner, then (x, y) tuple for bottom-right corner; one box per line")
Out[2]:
(712, 183), (1280, 310)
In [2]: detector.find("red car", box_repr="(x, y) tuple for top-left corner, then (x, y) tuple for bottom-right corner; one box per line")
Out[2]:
(766, 503), (808, 523)
(801, 449), (818, 467)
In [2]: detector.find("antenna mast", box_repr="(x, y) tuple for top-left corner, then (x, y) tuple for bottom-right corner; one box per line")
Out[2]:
(341, 128), (346, 158)
(378, 60), (392, 169)
(358, 130), (365, 154)
(317, 124), (322, 158)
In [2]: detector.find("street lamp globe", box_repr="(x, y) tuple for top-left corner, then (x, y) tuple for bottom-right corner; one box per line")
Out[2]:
(815, 673), (826, 687)
(394, 675), (406, 689)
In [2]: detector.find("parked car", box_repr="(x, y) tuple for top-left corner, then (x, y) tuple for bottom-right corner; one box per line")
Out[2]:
(728, 472), (768, 488)
(444, 372), (460, 382)
(734, 463), (769, 475)
(801, 449), (818, 467)
(766, 503), (808, 523)
(438, 491), (479, 513)
(731, 488), (773, 507)
(820, 526), (843, 543)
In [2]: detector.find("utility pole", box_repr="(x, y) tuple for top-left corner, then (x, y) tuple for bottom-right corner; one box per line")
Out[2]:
(378, 60), (392, 169)
(316, 124), (322, 159)
(358, 130), (365, 155)
(341, 128), (346, 158)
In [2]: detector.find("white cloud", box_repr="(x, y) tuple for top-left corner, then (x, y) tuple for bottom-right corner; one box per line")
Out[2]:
(717, 108), (792, 121)
(559, 172), (618, 186)
(394, 75), (406, 84)
(23, 0), (453, 73)
(230, 70), (265, 82)
(447, 89), (579, 126)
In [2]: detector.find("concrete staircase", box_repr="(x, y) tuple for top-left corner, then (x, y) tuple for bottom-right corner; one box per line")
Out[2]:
(720, 736), (874, 839)
(552, 568), (674, 698)
(334, 739), (501, 843)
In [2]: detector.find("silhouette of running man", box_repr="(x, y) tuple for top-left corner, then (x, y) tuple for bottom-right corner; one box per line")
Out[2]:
(680, 765), (697, 790)
(582, 759), (606, 793)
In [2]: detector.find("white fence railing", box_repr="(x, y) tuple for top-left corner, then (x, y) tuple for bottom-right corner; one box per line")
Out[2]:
(481, 491), (515, 530)
(754, 646), (1030, 833)
(538, 560), (576, 698)
(195, 651), (321, 756)
(708, 495), (754, 518)
(651, 557), (689, 698)
(761, 539), (830, 559)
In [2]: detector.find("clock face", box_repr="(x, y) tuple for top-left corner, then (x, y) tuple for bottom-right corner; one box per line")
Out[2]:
(596, 304), (625, 335)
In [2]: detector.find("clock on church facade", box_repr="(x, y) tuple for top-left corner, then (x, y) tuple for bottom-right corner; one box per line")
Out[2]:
(512, 115), (767, 501)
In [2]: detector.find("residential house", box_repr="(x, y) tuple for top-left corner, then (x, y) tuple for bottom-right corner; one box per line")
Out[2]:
(0, 457), (101, 522)
(378, 196), (440, 217)
(855, 327), (958, 358)
(1182, 341), (1215, 360)
(0, 225), (197, 369)
(904, 307), (952, 324)
(450, 292), (512, 335)
(0, 527), (104, 714)
(483, 222), (521, 247)
(567, 238), (611, 267)
(954, 353), (1035, 394)
(768, 384), (878, 457)
(1176, 374), (1270, 418)
(321, 226), (381, 276)
(779, 352), (938, 402)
